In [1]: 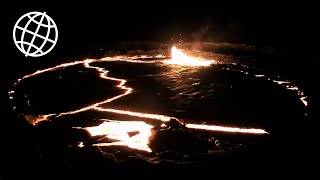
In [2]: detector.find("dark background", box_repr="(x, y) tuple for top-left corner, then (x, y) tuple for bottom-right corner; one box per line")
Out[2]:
(2, 1), (319, 88)
(1, 0), (318, 177)
(4, 1), (320, 55)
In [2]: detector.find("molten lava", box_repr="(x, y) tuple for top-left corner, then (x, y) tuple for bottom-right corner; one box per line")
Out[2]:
(164, 46), (214, 66)
(85, 120), (153, 152)
(11, 47), (271, 153)
(93, 107), (171, 122)
(186, 124), (267, 134)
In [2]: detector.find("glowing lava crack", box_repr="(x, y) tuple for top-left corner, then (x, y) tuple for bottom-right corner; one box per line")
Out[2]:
(10, 47), (268, 152)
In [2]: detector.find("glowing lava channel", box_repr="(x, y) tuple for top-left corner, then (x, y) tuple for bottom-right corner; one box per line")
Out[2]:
(11, 48), (268, 152)
(93, 107), (171, 122)
(56, 59), (134, 117)
(186, 124), (267, 134)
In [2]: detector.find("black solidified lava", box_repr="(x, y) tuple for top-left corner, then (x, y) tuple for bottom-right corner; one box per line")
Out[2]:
(6, 44), (310, 177)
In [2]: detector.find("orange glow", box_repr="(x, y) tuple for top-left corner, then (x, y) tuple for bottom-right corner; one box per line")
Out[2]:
(100, 56), (158, 63)
(12, 49), (270, 153)
(164, 46), (214, 66)
(48, 59), (135, 117)
(186, 124), (268, 134)
(93, 107), (171, 122)
(300, 96), (308, 106)
(161, 123), (167, 127)
(78, 142), (84, 148)
(22, 114), (55, 125)
(272, 80), (308, 106)
(273, 80), (290, 85)
(85, 120), (153, 152)
(13, 56), (159, 123)
(14, 61), (85, 86)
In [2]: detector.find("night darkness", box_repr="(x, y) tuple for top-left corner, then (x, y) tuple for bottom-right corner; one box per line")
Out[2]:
(1, 1), (318, 178)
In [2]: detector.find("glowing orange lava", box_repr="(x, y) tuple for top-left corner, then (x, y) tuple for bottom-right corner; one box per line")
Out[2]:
(11, 48), (270, 152)
(164, 46), (214, 66)
(93, 107), (171, 122)
(22, 114), (55, 126)
(300, 96), (308, 106)
(272, 80), (308, 106)
(186, 124), (268, 134)
(85, 120), (153, 152)
(56, 60), (134, 116)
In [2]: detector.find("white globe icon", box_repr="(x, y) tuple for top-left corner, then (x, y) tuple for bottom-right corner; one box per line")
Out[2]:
(13, 11), (58, 57)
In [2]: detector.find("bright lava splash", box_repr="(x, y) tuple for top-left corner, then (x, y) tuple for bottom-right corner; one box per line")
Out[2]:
(11, 46), (270, 152)
(85, 120), (153, 152)
(164, 46), (214, 66)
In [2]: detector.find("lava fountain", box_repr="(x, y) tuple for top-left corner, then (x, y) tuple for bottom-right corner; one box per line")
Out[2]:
(164, 46), (214, 66)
